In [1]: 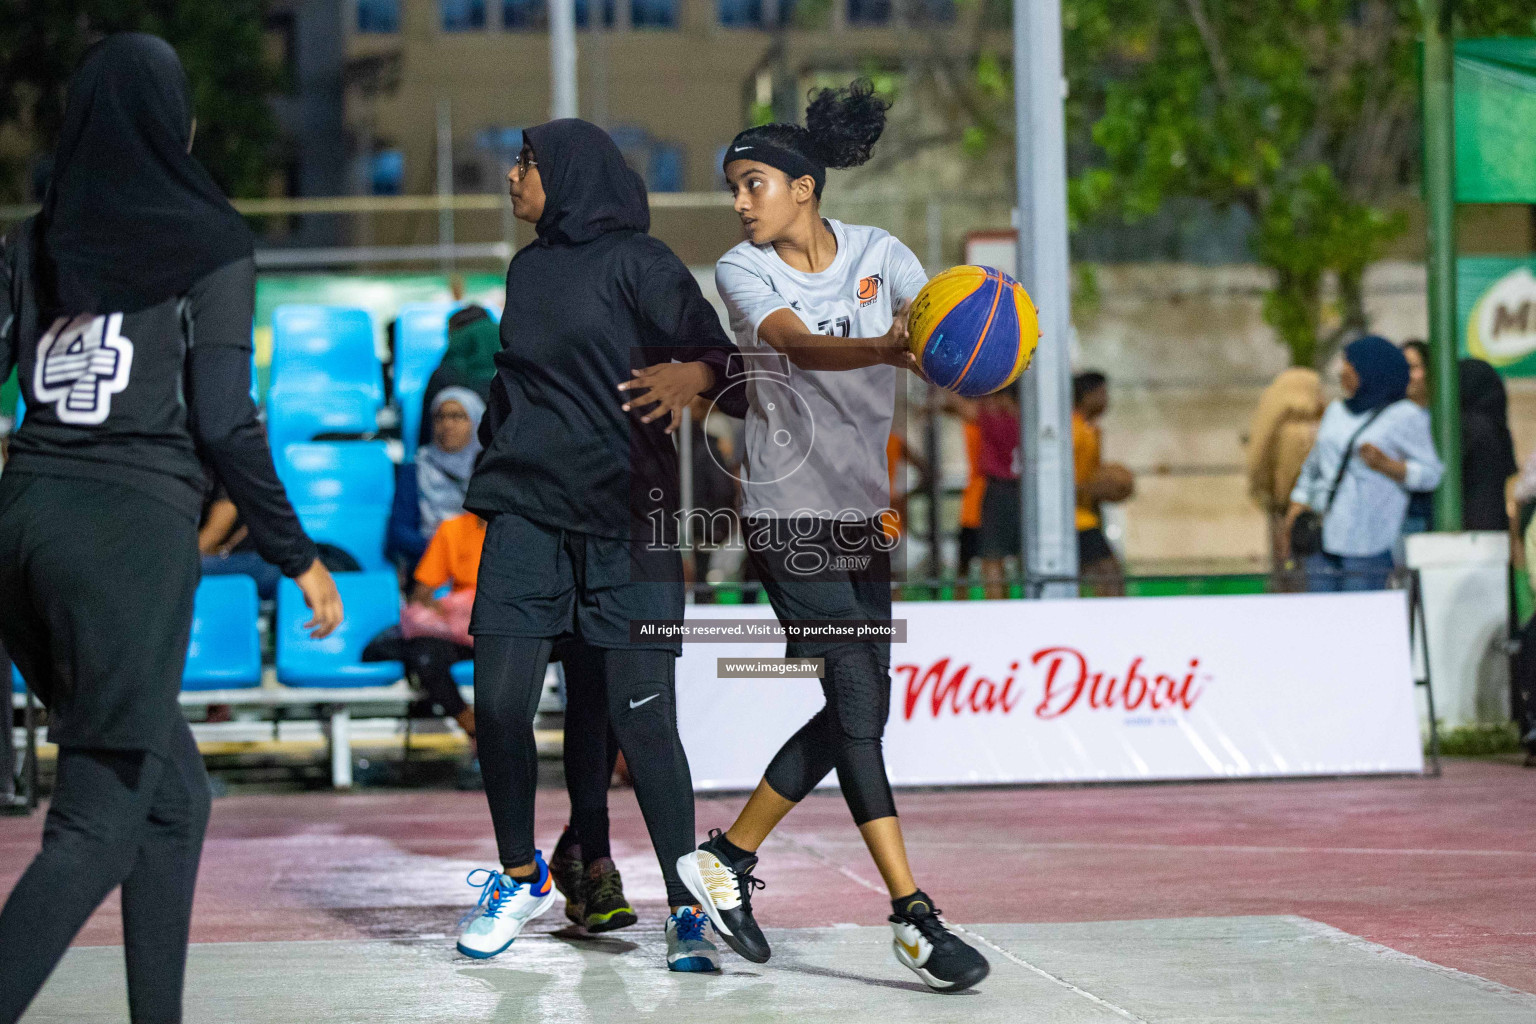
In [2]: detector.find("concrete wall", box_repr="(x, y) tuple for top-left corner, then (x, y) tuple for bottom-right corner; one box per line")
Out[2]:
(1073, 260), (1536, 570)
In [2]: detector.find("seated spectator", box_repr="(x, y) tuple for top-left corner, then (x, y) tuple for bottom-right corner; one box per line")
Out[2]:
(1283, 336), (1443, 592)
(401, 511), (486, 737)
(1074, 371), (1134, 593)
(418, 305), (499, 446)
(200, 484), (282, 599)
(387, 387), (485, 570)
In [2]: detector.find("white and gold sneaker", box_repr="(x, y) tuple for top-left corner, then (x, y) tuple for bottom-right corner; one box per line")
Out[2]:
(676, 829), (771, 963)
(889, 891), (989, 992)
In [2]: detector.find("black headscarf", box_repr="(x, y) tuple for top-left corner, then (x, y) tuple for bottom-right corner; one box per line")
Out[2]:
(1459, 358), (1518, 531)
(39, 33), (253, 315)
(523, 119), (649, 246)
(1342, 335), (1409, 415)
(1460, 358), (1510, 429)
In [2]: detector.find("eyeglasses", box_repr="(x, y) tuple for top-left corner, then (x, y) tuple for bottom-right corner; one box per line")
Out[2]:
(514, 149), (537, 176)
(434, 408), (471, 422)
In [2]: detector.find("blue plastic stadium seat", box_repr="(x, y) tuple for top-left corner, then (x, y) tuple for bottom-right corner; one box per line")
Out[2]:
(268, 390), (381, 451)
(276, 442), (394, 571)
(11, 666), (24, 694)
(276, 571), (403, 688)
(267, 305), (383, 446)
(450, 661), (474, 688)
(393, 303), (454, 455)
(183, 576), (262, 691)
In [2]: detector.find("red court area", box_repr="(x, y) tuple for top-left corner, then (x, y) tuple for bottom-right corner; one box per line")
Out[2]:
(1, 760), (1531, 993)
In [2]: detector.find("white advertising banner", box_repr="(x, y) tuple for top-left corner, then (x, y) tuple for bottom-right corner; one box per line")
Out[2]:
(676, 591), (1423, 790)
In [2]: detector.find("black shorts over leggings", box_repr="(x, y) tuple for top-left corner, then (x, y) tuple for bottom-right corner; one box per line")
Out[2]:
(744, 516), (897, 825)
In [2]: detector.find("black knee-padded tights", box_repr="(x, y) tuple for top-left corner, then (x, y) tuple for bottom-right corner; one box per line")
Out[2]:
(762, 639), (896, 825)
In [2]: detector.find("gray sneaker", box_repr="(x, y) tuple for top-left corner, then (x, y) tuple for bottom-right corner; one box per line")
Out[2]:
(665, 908), (721, 972)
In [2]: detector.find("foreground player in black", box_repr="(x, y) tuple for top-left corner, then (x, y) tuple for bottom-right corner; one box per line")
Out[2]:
(672, 82), (989, 992)
(454, 119), (739, 971)
(0, 35), (343, 1024)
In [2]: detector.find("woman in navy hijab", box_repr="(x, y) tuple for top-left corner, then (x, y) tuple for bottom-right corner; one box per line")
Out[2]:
(1283, 336), (1444, 590)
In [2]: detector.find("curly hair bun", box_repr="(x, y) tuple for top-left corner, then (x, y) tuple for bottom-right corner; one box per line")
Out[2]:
(804, 79), (890, 170)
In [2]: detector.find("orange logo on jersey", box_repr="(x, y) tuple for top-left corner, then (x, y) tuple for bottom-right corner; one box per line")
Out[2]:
(857, 274), (882, 306)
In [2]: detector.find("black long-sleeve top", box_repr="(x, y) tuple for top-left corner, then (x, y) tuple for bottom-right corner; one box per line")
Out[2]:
(1, 220), (317, 577)
(466, 230), (740, 540)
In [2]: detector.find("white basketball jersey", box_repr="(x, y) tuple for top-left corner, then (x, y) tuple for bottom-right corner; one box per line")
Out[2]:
(714, 219), (927, 518)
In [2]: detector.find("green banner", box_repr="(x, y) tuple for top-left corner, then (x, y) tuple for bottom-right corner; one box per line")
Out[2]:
(1459, 255), (1536, 375)
(1456, 39), (1536, 204)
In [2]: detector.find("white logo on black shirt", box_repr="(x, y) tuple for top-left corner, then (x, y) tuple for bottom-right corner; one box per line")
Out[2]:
(34, 313), (135, 426)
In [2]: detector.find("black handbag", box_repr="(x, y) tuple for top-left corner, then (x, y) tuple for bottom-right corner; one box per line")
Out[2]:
(1290, 407), (1386, 558)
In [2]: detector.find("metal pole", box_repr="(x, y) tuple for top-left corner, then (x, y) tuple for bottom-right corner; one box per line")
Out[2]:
(550, 0), (579, 120)
(1422, 0), (1462, 530)
(1015, 0), (1078, 598)
(435, 99), (454, 274)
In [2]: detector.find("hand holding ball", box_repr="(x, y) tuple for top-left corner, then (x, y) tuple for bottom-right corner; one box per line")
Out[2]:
(906, 265), (1039, 398)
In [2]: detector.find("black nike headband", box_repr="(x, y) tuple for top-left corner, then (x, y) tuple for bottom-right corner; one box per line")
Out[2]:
(722, 133), (826, 194)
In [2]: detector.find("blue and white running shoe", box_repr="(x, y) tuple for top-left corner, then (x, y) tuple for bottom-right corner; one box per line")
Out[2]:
(455, 852), (557, 960)
(665, 907), (722, 972)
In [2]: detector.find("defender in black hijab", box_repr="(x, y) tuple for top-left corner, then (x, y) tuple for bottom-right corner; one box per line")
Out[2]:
(457, 119), (736, 970)
(0, 35), (341, 1023)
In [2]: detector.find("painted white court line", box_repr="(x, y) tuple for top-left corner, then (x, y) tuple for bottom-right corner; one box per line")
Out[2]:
(775, 832), (1150, 1022)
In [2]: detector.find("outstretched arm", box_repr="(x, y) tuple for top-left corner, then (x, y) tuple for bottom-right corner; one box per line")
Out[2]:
(184, 257), (341, 637)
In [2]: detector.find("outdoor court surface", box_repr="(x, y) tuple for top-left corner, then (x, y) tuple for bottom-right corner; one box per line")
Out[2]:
(3, 759), (1533, 1022)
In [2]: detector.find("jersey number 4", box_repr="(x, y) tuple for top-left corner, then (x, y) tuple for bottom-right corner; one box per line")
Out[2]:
(817, 316), (851, 338)
(34, 313), (135, 426)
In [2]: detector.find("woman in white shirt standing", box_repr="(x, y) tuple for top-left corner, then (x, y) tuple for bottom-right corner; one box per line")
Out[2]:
(1283, 335), (1443, 591)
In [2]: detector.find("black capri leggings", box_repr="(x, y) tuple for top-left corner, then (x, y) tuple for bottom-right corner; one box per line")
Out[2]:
(473, 635), (695, 907)
(0, 720), (211, 1024)
(746, 516), (897, 826)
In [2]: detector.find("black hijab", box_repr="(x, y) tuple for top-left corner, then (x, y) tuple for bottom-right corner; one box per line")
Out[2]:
(523, 119), (650, 246)
(39, 33), (253, 315)
(1459, 358), (1518, 530)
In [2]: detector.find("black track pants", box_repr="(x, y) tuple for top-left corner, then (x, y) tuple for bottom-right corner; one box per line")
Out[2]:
(0, 720), (211, 1024)
(474, 635), (695, 906)
(560, 644), (620, 861)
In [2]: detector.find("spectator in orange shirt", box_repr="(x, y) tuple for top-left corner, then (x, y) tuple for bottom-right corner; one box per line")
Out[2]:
(1073, 371), (1133, 592)
(402, 512), (486, 736)
(957, 413), (986, 583)
(883, 431), (931, 544)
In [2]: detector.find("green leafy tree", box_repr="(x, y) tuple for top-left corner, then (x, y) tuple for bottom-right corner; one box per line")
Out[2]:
(886, 0), (1535, 366)
(0, 0), (280, 202)
(1064, 0), (1536, 368)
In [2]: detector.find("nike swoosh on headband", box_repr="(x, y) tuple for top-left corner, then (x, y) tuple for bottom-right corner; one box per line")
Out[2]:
(733, 145), (751, 152)
(629, 694), (660, 709)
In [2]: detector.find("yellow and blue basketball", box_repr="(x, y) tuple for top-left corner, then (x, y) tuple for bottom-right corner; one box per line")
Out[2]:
(907, 265), (1038, 398)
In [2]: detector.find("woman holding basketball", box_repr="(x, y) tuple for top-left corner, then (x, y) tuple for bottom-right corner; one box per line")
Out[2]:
(658, 80), (989, 991)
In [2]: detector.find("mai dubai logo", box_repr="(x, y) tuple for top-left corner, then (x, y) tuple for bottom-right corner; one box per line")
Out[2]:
(1468, 266), (1536, 367)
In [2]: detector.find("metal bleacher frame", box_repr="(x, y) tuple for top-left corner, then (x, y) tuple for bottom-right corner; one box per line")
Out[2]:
(12, 678), (478, 791)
